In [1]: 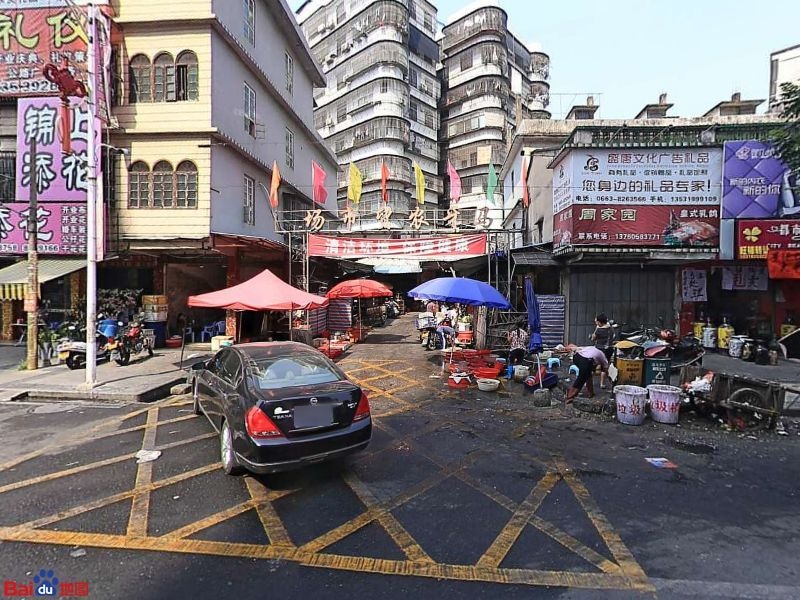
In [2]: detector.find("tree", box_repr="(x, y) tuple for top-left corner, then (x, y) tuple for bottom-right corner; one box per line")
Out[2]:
(773, 81), (800, 174)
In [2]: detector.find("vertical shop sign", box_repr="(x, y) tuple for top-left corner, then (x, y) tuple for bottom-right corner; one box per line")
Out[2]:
(682, 268), (707, 302)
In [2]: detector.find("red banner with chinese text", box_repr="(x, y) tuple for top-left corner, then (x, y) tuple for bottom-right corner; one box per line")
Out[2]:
(737, 219), (800, 260)
(767, 250), (800, 279)
(308, 233), (487, 259)
(0, 7), (88, 96)
(553, 205), (720, 247)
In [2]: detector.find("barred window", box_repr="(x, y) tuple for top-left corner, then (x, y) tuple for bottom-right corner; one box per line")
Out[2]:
(153, 52), (174, 102)
(128, 161), (151, 208)
(129, 55), (151, 103)
(152, 161), (174, 207)
(176, 51), (199, 101)
(175, 161), (198, 208)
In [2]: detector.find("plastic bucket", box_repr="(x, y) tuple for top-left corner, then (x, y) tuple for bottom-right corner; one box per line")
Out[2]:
(614, 385), (647, 425)
(643, 357), (671, 386)
(702, 327), (717, 349)
(647, 384), (682, 424)
(728, 336), (745, 358)
(513, 365), (529, 382)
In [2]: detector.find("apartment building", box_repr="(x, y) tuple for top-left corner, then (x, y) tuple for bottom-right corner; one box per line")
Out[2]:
(108, 0), (337, 320)
(439, 1), (550, 230)
(296, 0), (442, 230)
(769, 43), (800, 113)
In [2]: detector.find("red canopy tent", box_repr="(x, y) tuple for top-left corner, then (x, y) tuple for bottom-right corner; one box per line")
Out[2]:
(188, 269), (328, 311)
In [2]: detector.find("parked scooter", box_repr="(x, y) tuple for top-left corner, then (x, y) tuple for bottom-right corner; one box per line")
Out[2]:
(614, 317), (704, 370)
(113, 315), (155, 366)
(57, 316), (117, 370)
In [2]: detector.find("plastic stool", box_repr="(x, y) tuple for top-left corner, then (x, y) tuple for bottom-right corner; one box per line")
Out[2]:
(569, 364), (580, 377)
(547, 357), (561, 370)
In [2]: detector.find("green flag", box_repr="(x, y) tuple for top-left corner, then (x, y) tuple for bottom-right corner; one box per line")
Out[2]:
(487, 161), (498, 205)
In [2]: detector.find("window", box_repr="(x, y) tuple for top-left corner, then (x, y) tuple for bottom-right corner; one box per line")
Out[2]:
(243, 175), (255, 225)
(152, 161), (174, 207)
(129, 54), (151, 102)
(409, 68), (418, 88)
(175, 161), (198, 208)
(424, 110), (434, 128)
(152, 52), (174, 102)
(128, 161), (150, 208)
(460, 51), (472, 71)
(409, 100), (418, 121)
(129, 51), (199, 103)
(285, 128), (294, 169)
(0, 151), (15, 200)
(423, 11), (433, 32)
(380, 79), (388, 94)
(407, 0), (416, 21)
(336, 101), (346, 123)
(176, 51), (199, 101)
(244, 82), (256, 136)
(244, 0), (255, 45)
(285, 52), (293, 95)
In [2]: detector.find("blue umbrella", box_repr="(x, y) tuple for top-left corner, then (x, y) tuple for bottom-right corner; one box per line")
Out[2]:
(408, 277), (511, 309)
(525, 277), (543, 353)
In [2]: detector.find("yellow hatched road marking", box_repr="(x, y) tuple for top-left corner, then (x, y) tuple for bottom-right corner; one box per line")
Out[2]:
(244, 477), (295, 547)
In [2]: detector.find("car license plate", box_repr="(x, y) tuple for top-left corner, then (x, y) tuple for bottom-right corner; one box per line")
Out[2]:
(293, 405), (333, 428)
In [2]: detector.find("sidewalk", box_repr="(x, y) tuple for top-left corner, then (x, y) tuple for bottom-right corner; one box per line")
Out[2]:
(0, 342), (213, 403)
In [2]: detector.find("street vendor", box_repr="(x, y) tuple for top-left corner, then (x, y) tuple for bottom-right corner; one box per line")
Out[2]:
(565, 345), (609, 402)
(436, 315), (455, 349)
(507, 319), (529, 366)
(425, 299), (439, 315)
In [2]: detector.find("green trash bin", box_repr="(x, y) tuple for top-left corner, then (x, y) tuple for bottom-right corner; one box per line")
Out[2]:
(644, 357), (671, 386)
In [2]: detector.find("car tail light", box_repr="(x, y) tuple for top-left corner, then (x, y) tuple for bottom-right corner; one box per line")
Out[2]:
(353, 391), (371, 422)
(245, 406), (283, 439)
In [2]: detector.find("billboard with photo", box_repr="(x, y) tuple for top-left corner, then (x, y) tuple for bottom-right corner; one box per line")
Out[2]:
(552, 147), (723, 247)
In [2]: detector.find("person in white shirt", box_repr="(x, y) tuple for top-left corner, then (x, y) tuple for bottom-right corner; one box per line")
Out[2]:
(565, 346), (609, 403)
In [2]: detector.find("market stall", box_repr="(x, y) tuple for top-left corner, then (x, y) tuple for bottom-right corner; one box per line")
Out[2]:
(327, 279), (393, 343)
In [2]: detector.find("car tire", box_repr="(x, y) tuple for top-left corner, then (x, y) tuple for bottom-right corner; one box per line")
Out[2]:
(66, 354), (83, 370)
(220, 420), (244, 476)
(192, 379), (202, 416)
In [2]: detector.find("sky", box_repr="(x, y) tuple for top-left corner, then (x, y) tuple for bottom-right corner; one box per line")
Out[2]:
(293, 0), (800, 119)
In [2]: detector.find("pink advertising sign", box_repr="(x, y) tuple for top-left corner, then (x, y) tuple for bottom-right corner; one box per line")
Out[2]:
(15, 96), (99, 202)
(0, 202), (87, 254)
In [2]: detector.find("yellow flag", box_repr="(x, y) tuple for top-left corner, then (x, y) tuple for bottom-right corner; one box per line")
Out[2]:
(347, 162), (362, 205)
(413, 161), (425, 205)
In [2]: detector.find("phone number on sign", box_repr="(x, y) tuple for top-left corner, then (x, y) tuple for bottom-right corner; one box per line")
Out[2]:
(614, 233), (660, 241)
(0, 79), (60, 95)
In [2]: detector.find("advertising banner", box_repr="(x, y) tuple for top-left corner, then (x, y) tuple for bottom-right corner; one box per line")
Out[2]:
(682, 268), (707, 302)
(722, 266), (769, 291)
(16, 96), (98, 202)
(722, 140), (799, 219)
(767, 250), (800, 280)
(552, 148), (722, 247)
(737, 219), (800, 259)
(308, 233), (487, 259)
(0, 202), (87, 254)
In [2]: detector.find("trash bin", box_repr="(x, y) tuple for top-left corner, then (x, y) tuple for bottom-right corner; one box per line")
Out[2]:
(144, 321), (167, 348)
(616, 358), (644, 386)
(614, 385), (647, 425)
(647, 384), (682, 424)
(644, 357), (671, 386)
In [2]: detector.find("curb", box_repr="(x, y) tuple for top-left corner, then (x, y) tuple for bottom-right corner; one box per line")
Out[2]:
(16, 376), (187, 404)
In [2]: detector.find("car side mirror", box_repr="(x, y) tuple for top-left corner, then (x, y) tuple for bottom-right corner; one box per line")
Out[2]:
(191, 362), (206, 371)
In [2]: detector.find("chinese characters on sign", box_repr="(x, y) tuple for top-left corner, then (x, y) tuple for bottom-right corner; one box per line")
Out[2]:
(552, 148), (723, 248)
(736, 219), (800, 259)
(307, 233), (488, 259)
(722, 266), (768, 291)
(303, 209), (325, 232)
(0, 202), (87, 254)
(16, 96), (97, 202)
(722, 140), (799, 219)
(682, 269), (707, 302)
(0, 5), (90, 96)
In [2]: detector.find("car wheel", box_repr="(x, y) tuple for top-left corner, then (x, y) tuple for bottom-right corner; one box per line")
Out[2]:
(219, 420), (244, 476)
(66, 354), (83, 370)
(192, 379), (202, 416)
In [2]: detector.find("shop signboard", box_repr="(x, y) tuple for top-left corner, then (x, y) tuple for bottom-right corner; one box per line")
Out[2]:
(767, 250), (800, 280)
(552, 148), (722, 247)
(0, 201), (87, 254)
(722, 140), (799, 219)
(736, 219), (800, 259)
(308, 233), (487, 259)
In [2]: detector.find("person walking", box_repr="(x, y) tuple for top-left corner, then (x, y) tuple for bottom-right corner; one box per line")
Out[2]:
(425, 299), (439, 315)
(507, 319), (529, 366)
(591, 313), (614, 389)
(565, 345), (609, 403)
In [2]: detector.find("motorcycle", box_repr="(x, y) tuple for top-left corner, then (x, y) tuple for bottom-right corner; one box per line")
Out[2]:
(57, 317), (116, 370)
(114, 317), (155, 366)
(614, 318), (704, 370)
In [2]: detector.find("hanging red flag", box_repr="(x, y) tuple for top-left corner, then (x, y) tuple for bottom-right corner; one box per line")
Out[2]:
(381, 161), (389, 203)
(447, 160), (461, 203)
(269, 161), (281, 209)
(312, 160), (328, 205)
(522, 156), (530, 208)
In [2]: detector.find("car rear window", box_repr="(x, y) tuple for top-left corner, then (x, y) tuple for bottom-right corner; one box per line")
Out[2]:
(250, 353), (343, 390)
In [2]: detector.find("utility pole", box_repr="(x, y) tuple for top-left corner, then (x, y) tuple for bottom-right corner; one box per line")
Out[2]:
(84, 3), (98, 387)
(25, 137), (38, 371)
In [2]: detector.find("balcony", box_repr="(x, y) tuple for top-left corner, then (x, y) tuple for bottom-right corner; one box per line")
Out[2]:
(330, 116), (411, 154)
(529, 52), (550, 82)
(445, 76), (509, 108)
(441, 7), (506, 53)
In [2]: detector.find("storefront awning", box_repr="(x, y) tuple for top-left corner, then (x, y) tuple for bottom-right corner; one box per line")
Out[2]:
(356, 258), (422, 274)
(0, 259), (85, 300)
(512, 252), (559, 267)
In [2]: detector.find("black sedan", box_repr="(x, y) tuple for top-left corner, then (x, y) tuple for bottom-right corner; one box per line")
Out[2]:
(191, 342), (371, 475)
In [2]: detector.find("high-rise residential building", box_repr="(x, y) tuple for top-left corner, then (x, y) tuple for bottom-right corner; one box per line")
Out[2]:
(769, 43), (800, 114)
(296, 0), (442, 230)
(440, 1), (550, 229)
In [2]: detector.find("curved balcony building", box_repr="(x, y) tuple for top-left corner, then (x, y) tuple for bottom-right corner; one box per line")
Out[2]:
(440, 1), (550, 224)
(298, 0), (441, 229)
